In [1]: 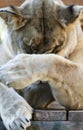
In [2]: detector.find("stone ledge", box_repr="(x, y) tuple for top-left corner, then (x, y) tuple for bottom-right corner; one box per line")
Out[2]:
(29, 121), (83, 130)
(33, 109), (67, 121)
(69, 111), (83, 121)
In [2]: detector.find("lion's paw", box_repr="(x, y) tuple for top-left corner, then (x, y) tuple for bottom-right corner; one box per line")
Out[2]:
(1, 101), (33, 130)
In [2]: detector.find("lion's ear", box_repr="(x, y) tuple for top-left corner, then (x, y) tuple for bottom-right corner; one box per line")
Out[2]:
(58, 5), (83, 27)
(0, 6), (27, 30)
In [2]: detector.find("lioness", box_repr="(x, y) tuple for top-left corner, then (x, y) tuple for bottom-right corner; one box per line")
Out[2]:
(0, 0), (83, 129)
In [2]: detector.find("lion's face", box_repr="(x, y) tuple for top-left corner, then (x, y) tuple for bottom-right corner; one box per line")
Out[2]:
(0, 0), (83, 55)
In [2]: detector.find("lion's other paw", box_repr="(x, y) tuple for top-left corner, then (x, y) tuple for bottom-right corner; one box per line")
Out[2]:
(0, 84), (33, 130)
(2, 101), (32, 130)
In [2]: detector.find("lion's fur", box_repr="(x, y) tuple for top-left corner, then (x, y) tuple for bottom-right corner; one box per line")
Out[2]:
(0, 0), (83, 129)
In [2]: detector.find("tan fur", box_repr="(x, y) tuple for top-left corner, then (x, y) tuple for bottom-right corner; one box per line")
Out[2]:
(0, 0), (83, 130)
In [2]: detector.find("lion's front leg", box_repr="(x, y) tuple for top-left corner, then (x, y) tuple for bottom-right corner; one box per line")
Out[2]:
(0, 54), (50, 89)
(0, 82), (33, 130)
(0, 53), (83, 109)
